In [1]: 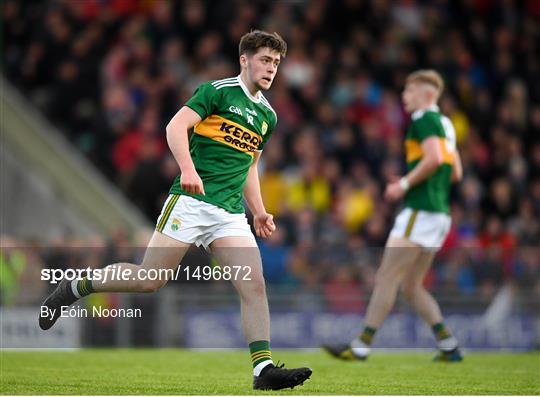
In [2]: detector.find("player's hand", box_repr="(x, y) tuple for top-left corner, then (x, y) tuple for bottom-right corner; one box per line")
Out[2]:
(180, 168), (205, 195)
(254, 213), (276, 238)
(384, 176), (405, 202)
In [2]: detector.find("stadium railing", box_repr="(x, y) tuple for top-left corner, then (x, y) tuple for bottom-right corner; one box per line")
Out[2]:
(1, 77), (151, 238)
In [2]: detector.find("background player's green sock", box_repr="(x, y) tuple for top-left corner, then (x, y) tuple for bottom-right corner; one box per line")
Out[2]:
(71, 277), (95, 298)
(359, 326), (377, 346)
(432, 322), (451, 340)
(249, 340), (273, 376)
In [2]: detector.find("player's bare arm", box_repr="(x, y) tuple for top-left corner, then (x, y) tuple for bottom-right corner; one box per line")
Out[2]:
(243, 151), (275, 238)
(452, 149), (463, 183)
(166, 106), (205, 195)
(385, 137), (443, 202)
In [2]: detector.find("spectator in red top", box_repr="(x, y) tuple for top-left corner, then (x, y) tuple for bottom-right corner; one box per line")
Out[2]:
(478, 216), (516, 279)
(112, 105), (166, 180)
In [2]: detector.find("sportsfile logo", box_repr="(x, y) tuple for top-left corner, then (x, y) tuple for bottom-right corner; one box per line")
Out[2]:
(41, 266), (181, 284)
(41, 265), (252, 284)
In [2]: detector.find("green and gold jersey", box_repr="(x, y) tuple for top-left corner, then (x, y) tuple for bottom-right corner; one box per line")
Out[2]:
(169, 76), (277, 213)
(404, 105), (456, 214)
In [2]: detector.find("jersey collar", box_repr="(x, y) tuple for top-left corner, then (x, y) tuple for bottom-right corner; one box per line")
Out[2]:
(237, 75), (261, 103)
(412, 104), (439, 120)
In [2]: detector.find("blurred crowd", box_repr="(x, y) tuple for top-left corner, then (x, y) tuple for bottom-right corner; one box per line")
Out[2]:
(2, 0), (540, 301)
(2, 235), (539, 310)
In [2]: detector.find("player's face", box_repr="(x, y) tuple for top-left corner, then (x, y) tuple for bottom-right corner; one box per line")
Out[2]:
(402, 82), (421, 113)
(402, 82), (436, 112)
(245, 47), (281, 91)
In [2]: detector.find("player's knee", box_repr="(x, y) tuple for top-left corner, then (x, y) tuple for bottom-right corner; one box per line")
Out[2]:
(251, 277), (267, 297)
(237, 276), (266, 301)
(401, 282), (420, 301)
(373, 269), (394, 290)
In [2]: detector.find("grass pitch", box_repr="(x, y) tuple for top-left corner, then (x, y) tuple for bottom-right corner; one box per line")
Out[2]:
(1, 349), (538, 395)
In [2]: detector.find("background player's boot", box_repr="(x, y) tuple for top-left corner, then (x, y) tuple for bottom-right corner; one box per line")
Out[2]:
(321, 342), (369, 361)
(253, 363), (312, 390)
(39, 279), (79, 330)
(433, 336), (463, 362)
(433, 347), (463, 362)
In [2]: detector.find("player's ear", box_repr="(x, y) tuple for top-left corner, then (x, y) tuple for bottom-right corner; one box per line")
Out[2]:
(240, 54), (248, 68)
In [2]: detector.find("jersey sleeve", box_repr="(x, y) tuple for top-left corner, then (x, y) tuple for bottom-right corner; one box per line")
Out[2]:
(257, 112), (277, 151)
(413, 112), (445, 141)
(184, 82), (219, 120)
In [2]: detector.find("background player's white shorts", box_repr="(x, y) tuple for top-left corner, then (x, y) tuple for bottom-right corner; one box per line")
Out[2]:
(156, 194), (255, 248)
(388, 207), (451, 251)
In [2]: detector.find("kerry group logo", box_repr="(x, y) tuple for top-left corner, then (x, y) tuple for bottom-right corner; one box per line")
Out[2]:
(194, 115), (263, 155)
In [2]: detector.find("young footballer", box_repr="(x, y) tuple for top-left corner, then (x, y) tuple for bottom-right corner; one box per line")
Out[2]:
(324, 70), (464, 362)
(40, 30), (312, 390)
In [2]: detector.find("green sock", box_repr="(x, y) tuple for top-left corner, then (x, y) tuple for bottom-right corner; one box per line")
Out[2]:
(249, 340), (273, 369)
(432, 322), (451, 341)
(359, 326), (377, 346)
(77, 277), (95, 297)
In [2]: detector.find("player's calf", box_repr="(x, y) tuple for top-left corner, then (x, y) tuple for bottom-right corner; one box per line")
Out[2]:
(133, 278), (167, 293)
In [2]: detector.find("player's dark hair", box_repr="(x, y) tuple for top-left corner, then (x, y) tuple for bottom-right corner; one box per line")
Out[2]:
(239, 30), (287, 58)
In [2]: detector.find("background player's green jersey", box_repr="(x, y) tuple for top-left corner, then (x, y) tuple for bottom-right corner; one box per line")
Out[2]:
(404, 105), (457, 214)
(170, 76), (277, 213)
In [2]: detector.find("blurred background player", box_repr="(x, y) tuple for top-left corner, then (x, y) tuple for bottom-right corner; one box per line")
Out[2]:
(38, 30), (312, 390)
(324, 70), (464, 362)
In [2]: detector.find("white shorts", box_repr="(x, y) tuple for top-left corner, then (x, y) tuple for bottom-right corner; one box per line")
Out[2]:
(388, 207), (451, 251)
(155, 195), (255, 248)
